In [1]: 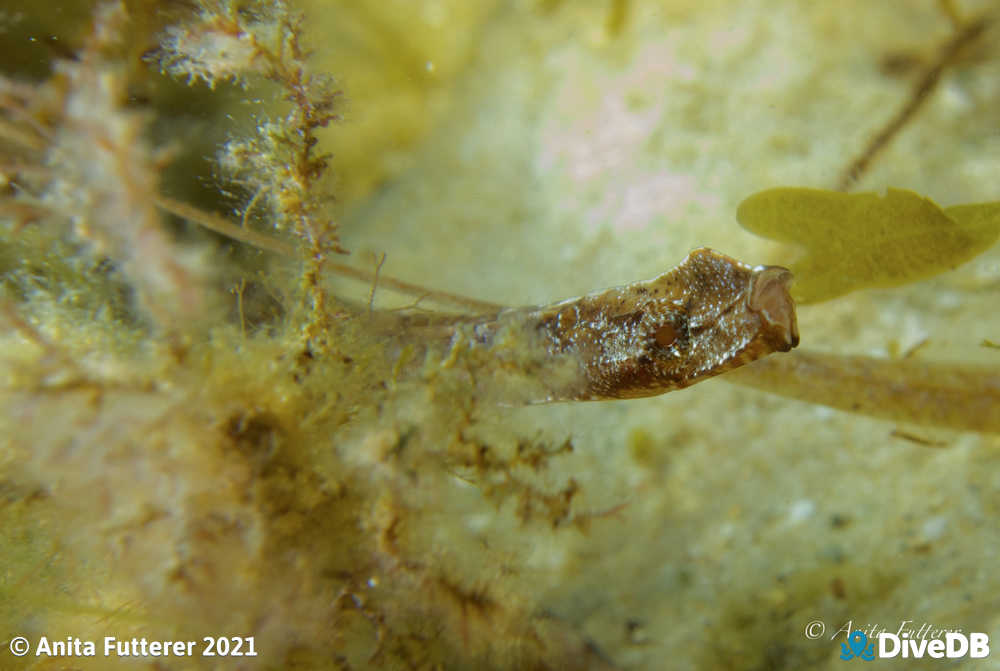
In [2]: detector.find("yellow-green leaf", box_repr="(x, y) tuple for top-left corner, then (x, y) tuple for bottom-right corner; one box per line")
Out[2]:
(736, 187), (1000, 303)
(943, 200), (1000, 238)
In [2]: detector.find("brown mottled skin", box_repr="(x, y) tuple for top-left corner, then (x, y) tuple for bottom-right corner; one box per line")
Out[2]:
(520, 248), (799, 400)
(374, 248), (799, 403)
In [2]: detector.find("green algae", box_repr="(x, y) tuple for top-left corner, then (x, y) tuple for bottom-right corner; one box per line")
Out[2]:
(736, 187), (1000, 303)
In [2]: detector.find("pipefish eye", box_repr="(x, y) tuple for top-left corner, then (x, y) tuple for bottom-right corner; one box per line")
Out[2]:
(654, 322), (678, 348)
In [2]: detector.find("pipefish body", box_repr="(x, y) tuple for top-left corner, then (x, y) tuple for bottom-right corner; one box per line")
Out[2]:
(158, 198), (1000, 432)
(153, 199), (800, 403)
(368, 248), (799, 404)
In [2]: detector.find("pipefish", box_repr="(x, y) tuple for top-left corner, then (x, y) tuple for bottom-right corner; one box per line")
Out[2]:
(158, 197), (1000, 432)
(364, 248), (799, 403)
(156, 197), (798, 403)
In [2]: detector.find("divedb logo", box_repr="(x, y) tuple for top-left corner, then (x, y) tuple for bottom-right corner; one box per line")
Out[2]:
(839, 629), (990, 662)
(878, 631), (990, 660)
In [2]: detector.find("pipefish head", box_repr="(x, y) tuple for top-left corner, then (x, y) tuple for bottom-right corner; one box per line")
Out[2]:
(564, 248), (799, 400)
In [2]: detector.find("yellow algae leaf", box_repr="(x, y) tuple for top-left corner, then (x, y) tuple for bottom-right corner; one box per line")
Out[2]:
(943, 201), (1000, 238)
(736, 188), (1000, 303)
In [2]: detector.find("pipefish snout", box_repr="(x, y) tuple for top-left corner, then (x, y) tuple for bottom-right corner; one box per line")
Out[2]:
(747, 265), (799, 353)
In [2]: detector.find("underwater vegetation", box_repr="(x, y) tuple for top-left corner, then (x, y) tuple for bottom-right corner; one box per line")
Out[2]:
(736, 187), (1000, 305)
(1, 1), (1000, 670)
